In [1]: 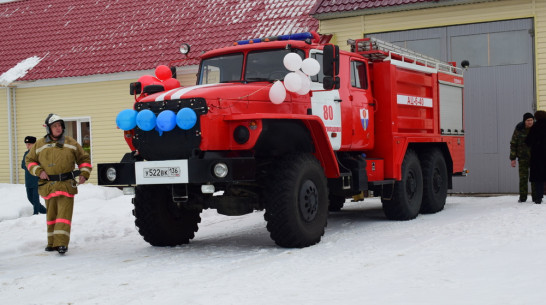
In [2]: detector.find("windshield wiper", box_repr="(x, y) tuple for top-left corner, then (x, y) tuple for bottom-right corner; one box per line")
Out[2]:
(245, 78), (274, 83)
(220, 80), (247, 83)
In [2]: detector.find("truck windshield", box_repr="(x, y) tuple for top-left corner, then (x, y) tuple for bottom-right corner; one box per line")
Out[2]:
(245, 49), (304, 82)
(198, 49), (305, 84)
(199, 53), (244, 84)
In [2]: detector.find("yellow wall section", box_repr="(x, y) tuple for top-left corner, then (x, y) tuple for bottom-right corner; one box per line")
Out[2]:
(15, 80), (132, 185)
(11, 72), (200, 185)
(2, 67), (199, 185)
(318, 0), (545, 109)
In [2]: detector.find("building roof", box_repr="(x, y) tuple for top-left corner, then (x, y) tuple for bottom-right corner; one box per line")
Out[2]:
(311, 0), (435, 15)
(0, 0), (318, 83)
(310, 0), (500, 19)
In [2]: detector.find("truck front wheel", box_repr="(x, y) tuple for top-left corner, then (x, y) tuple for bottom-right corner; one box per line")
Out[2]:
(263, 154), (329, 248)
(382, 149), (423, 220)
(133, 184), (202, 246)
(420, 149), (448, 214)
(328, 194), (346, 212)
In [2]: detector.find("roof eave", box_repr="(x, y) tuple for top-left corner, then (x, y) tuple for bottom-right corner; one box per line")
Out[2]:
(312, 0), (501, 20)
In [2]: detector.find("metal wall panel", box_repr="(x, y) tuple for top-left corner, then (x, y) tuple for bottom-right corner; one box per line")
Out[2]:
(370, 18), (535, 193)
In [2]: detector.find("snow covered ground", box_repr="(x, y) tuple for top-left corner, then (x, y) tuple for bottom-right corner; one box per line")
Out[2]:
(1, 182), (545, 305)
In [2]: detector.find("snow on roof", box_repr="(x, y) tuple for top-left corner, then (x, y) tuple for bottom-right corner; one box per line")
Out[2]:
(0, 55), (45, 86)
(0, 0), (318, 82)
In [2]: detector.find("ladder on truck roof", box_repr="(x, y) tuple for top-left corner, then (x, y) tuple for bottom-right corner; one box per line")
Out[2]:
(349, 37), (462, 75)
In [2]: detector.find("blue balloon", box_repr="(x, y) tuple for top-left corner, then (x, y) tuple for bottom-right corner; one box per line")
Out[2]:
(156, 110), (176, 132)
(116, 109), (137, 131)
(136, 109), (157, 131)
(176, 108), (197, 130)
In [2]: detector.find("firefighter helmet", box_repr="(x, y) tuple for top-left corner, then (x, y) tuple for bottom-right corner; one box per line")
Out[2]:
(44, 113), (65, 135)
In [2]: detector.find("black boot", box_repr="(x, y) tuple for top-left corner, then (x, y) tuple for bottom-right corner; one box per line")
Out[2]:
(57, 246), (68, 254)
(45, 246), (55, 252)
(39, 205), (47, 214)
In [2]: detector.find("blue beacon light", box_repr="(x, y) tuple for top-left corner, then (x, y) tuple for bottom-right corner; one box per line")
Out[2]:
(235, 32), (313, 45)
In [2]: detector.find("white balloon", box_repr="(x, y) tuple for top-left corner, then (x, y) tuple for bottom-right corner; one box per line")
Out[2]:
(269, 80), (286, 104)
(301, 58), (321, 76)
(284, 72), (302, 93)
(296, 71), (311, 95)
(283, 53), (303, 72)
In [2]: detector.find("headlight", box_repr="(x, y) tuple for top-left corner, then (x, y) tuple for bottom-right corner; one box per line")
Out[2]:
(106, 167), (117, 182)
(213, 163), (228, 178)
(179, 43), (191, 55)
(233, 125), (250, 144)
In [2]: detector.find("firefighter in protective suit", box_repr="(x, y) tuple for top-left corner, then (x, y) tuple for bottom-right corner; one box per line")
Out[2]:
(25, 114), (92, 254)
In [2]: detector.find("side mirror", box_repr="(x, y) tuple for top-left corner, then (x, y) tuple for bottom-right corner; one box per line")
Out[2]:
(323, 76), (340, 90)
(323, 44), (340, 90)
(130, 82), (142, 95)
(461, 60), (470, 69)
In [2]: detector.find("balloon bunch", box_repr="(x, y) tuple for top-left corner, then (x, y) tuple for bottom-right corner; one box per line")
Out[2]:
(269, 54), (321, 104)
(136, 65), (181, 92)
(115, 107), (198, 134)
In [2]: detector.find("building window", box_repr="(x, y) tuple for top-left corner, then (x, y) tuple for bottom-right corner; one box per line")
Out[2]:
(64, 117), (91, 159)
(451, 30), (530, 67)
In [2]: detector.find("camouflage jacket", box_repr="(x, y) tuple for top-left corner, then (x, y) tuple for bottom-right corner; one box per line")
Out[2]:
(510, 121), (531, 161)
(25, 134), (92, 198)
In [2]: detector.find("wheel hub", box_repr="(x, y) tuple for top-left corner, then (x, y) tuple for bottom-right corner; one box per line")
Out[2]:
(433, 168), (442, 193)
(406, 171), (417, 199)
(299, 180), (319, 222)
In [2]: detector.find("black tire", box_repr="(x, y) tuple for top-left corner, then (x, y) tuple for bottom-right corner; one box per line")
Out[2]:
(133, 184), (202, 246)
(420, 149), (448, 214)
(263, 154), (329, 248)
(328, 194), (345, 212)
(382, 149), (423, 220)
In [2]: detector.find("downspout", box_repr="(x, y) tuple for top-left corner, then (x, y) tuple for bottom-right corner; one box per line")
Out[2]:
(12, 87), (18, 184)
(6, 87), (14, 183)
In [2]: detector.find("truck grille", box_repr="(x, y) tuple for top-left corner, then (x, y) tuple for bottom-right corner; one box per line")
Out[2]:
(132, 98), (207, 160)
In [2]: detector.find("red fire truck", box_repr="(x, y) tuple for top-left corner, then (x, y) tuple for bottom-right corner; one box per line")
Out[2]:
(98, 32), (466, 248)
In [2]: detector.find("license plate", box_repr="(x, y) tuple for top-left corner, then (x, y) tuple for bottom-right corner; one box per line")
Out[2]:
(135, 160), (188, 184)
(143, 167), (180, 178)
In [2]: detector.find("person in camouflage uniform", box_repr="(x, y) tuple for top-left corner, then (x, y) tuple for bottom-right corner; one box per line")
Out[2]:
(25, 114), (92, 254)
(510, 112), (536, 202)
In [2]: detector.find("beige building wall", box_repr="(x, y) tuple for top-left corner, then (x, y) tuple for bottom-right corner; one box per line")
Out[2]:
(318, 0), (546, 110)
(15, 80), (131, 185)
(4, 68), (199, 185)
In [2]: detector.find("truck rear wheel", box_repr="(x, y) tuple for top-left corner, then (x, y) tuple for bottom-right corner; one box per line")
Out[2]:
(382, 149), (423, 220)
(420, 149), (448, 214)
(263, 154), (329, 248)
(133, 184), (202, 246)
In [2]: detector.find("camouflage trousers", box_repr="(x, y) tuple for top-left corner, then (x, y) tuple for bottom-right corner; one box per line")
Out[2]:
(518, 159), (536, 201)
(45, 195), (74, 248)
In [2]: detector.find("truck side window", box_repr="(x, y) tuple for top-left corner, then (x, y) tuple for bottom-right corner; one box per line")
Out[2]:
(351, 61), (368, 89)
(311, 53), (324, 83)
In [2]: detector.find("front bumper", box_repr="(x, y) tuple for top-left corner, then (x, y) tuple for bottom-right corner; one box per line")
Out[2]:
(98, 157), (255, 186)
